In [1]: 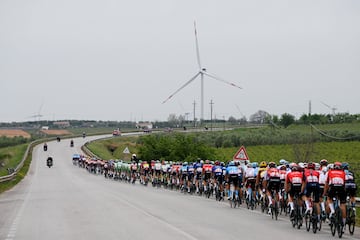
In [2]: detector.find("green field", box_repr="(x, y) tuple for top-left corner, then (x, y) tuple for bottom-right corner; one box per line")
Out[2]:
(0, 144), (28, 176)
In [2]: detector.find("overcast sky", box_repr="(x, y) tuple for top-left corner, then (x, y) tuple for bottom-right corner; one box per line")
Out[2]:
(1, 0), (359, 123)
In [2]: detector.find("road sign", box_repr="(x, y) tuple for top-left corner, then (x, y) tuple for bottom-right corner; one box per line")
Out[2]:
(123, 147), (130, 154)
(233, 146), (249, 161)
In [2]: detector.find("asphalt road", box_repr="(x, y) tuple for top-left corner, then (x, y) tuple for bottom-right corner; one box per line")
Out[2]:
(0, 135), (359, 240)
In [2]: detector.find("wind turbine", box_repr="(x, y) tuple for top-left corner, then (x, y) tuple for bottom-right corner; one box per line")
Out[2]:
(162, 21), (242, 123)
(321, 101), (337, 115)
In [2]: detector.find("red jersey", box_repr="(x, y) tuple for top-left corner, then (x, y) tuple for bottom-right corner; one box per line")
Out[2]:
(303, 169), (320, 183)
(203, 164), (213, 174)
(266, 168), (280, 180)
(327, 169), (345, 186)
(286, 171), (303, 186)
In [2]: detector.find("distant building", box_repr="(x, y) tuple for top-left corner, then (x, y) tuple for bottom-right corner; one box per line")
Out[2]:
(53, 121), (70, 128)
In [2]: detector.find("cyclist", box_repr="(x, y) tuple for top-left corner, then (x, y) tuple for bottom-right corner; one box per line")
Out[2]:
(318, 164), (328, 218)
(202, 160), (213, 193)
(343, 162), (357, 210)
(194, 159), (203, 193)
(243, 162), (257, 204)
(285, 163), (303, 218)
(302, 162), (321, 221)
(324, 161), (346, 226)
(256, 161), (267, 201)
(212, 160), (225, 200)
(180, 162), (189, 192)
(226, 161), (240, 200)
(263, 162), (281, 214)
(153, 160), (162, 185)
(187, 162), (195, 193)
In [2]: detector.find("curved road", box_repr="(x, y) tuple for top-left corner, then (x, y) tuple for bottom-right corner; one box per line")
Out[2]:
(0, 135), (359, 240)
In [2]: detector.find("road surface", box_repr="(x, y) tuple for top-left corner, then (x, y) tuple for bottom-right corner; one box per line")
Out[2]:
(0, 135), (359, 240)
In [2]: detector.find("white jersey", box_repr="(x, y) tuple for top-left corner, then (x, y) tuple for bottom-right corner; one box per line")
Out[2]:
(154, 162), (162, 171)
(244, 168), (256, 180)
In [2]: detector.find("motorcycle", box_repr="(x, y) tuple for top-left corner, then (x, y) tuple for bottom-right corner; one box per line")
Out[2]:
(43, 143), (48, 151)
(56, 136), (61, 142)
(46, 157), (53, 168)
(70, 140), (74, 147)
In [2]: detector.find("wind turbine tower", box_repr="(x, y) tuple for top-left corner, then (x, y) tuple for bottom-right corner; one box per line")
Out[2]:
(162, 22), (242, 123)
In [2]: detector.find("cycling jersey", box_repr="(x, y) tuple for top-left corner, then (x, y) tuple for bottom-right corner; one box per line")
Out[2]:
(212, 165), (223, 176)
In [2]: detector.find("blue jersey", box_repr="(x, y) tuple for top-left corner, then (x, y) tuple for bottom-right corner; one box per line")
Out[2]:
(212, 165), (223, 176)
(187, 165), (195, 174)
(226, 166), (240, 175)
(181, 166), (188, 174)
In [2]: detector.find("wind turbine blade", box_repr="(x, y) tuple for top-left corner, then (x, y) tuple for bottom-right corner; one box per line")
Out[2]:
(194, 21), (202, 69)
(162, 72), (201, 104)
(203, 71), (242, 89)
(320, 101), (331, 109)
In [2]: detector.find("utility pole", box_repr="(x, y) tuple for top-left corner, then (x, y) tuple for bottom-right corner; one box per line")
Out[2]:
(193, 100), (196, 128)
(210, 99), (214, 131)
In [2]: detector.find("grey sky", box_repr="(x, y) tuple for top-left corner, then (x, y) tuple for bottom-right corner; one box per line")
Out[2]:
(1, 0), (359, 123)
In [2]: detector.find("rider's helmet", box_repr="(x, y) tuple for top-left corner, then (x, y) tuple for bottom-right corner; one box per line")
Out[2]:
(314, 163), (320, 170)
(156, 160), (160, 163)
(205, 160), (210, 164)
(268, 162), (276, 168)
(252, 162), (258, 168)
(200, 160), (204, 164)
(279, 165), (286, 170)
(320, 159), (328, 166)
(279, 159), (287, 165)
(228, 161), (235, 166)
(215, 160), (220, 166)
(220, 162), (225, 167)
(341, 162), (349, 170)
(183, 162), (188, 166)
(291, 163), (299, 171)
(327, 163), (334, 170)
(260, 161), (267, 168)
(247, 162), (252, 168)
(334, 162), (342, 170)
(307, 162), (315, 170)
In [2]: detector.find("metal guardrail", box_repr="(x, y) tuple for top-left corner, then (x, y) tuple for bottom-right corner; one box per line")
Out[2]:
(0, 139), (43, 183)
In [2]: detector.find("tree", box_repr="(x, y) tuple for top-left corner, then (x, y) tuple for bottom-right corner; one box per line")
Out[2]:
(249, 110), (270, 124)
(279, 113), (295, 128)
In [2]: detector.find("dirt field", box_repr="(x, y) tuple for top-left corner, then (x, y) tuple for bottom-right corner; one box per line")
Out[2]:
(0, 129), (31, 138)
(41, 130), (71, 135)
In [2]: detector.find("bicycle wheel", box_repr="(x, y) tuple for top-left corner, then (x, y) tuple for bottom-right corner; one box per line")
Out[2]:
(305, 212), (311, 232)
(274, 201), (279, 220)
(312, 213), (318, 234)
(330, 215), (336, 236)
(337, 207), (343, 238)
(348, 208), (355, 235)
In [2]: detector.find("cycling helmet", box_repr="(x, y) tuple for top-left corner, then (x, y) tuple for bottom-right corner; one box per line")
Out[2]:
(315, 163), (320, 170)
(156, 160), (160, 163)
(320, 159), (328, 166)
(298, 162), (305, 169)
(215, 160), (220, 165)
(210, 161), (214, 165)
(291, 163), (299, 171)
(327, 163), (334, 170)
(280, 165), (286, 170)
(200, 160), (204, 164)
(228, 161), (235, 166)
(268, 162), (276, 168)
(247, 162), (252, 168)
(260, 161), (267, 168)
(341, 162), (349, 170)
(220, 162), (225, 167)
(334, 162), (342, 170)
(252, 162), (258, 168)
(307, 162), (315, 170)
(205, 160), (210, 164)
(183, 162), (188, 166)
(279, 159), (287, 165)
